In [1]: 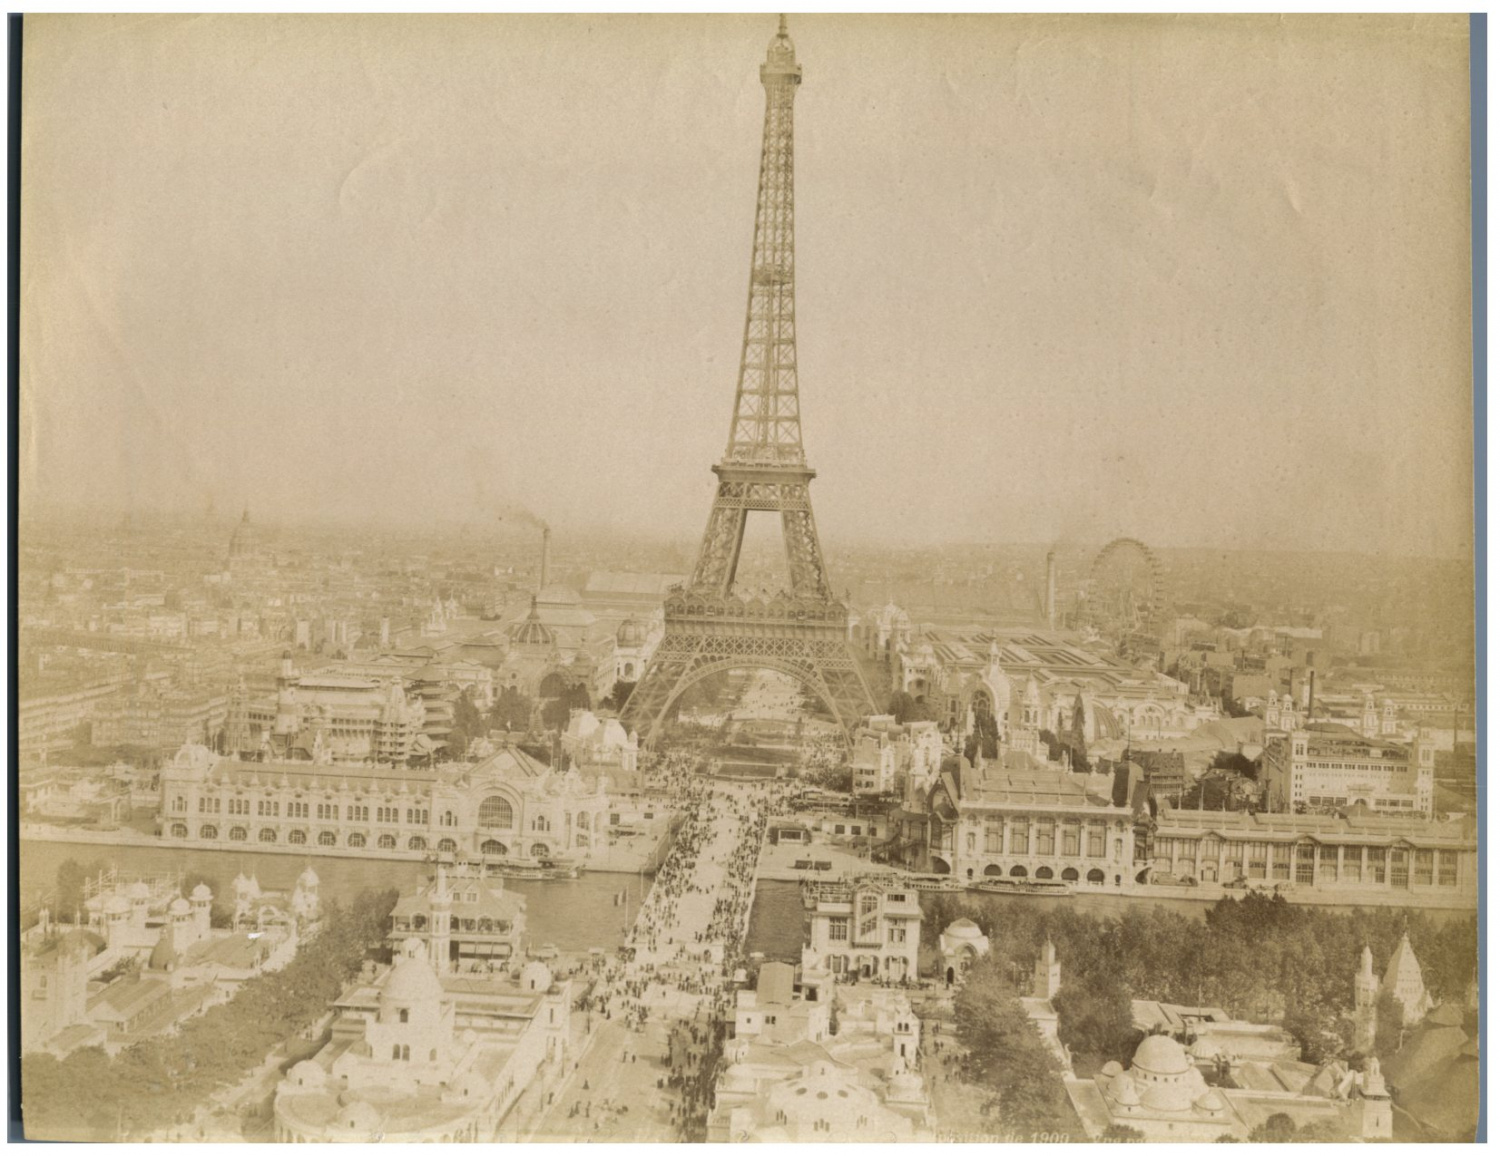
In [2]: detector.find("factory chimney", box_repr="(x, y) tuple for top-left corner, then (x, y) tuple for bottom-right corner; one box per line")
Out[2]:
(539, 526), (551, 592)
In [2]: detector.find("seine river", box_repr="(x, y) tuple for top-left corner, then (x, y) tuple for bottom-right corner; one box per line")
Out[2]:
(20, 840), (646, 952)
(24, 842), (1467, 962)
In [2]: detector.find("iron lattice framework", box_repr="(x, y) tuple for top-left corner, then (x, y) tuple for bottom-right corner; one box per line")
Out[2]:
(624, 18), (876, 747)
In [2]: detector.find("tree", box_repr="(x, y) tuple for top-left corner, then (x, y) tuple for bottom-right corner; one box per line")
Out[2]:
(1248, 1113), (1297, 1142)
(1246, 1113), (1344, 1143)
(1053, 982), (1139, 1066)
(488, 686), (532, 732)
(1372, 991), (1405, 1058)
(53, 858), (106, 921)
(954, 957), (1073, 1135)
(20, 888), (401, 1141)
(1210, 751), (1257, 777)
(541, 682), (592, 731)
(604, 679), (636, 711)
(887, 691), (917, 724)
(448, 688), (485, 756)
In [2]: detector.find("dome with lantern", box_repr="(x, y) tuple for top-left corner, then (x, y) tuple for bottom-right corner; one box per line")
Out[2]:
(615, 617), (648, 647)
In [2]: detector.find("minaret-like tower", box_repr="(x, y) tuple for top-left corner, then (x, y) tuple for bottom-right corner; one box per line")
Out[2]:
(1353, 944), (1378, 1053)
(623, 18), (877, 746)
(1033, 938), (1062, 1000)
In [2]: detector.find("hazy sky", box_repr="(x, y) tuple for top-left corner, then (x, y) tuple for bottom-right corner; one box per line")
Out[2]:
(20, 14), (1473, 556)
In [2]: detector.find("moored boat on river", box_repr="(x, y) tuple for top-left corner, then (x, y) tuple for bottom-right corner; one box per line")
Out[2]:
(431, 852), (583, 881)
(968, 878), (1074, 897)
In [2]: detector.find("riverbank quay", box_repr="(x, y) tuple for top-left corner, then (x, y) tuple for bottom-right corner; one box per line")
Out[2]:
(750, 826), (1477, 912)
(19, 814), (677, 875)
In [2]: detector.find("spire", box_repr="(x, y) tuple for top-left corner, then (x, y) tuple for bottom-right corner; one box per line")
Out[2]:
(724, 13), (804, 465)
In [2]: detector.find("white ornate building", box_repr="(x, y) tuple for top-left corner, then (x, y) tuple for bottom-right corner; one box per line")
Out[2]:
(708, 964), (933, 1141)
(901, 761), (1137, 890)
(1262, 721), (1435, 815)
(850, 715), (943, 797)
(801, 876), (922, 984)
(273, 940), (570, 1142)
(158, 739), (611, 867)
(560, 709), (639, 782)
(1067, 1032), (1392, 1141)
(224, 652), (425, 764)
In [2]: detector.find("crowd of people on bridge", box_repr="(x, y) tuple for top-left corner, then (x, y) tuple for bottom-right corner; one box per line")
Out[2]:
(542, 768), (777, 1140)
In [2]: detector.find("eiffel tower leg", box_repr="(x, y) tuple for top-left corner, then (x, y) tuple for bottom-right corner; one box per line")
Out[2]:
(781, 503), (831, 600)
(620, 634), (702, 746)
(689, 496), (748, 593)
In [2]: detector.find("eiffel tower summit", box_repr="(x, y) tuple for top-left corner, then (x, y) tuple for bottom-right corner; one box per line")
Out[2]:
(623, 17), (878, 747)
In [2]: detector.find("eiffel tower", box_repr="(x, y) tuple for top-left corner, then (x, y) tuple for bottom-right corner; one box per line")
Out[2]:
(623, 16), (877, 747)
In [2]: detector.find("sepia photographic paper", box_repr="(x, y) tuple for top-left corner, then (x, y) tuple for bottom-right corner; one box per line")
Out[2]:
(15, 13), (1480, 1143)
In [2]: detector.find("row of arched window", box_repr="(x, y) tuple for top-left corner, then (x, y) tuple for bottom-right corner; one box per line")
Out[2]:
(172, 822), (592, 855)
(174, 825), (442, 851)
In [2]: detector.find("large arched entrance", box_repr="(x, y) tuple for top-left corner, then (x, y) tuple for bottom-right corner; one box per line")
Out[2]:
(625, 655), (864, 750)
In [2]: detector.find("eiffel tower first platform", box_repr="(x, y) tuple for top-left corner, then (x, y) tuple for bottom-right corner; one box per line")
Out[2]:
(622, 17), (878, 748)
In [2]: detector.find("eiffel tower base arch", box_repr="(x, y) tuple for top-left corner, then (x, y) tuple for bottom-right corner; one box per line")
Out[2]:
(622, 625), (876, 750)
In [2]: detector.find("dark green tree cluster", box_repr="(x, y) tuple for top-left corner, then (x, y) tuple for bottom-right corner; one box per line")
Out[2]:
(922, 892), (1476, 1068)
(52, 857), (107, 920)
(953, 956), (1078, 1136)
(1182, 769), (1255, 813)
(962, 706), (1000, 765)
(540, 682), (592, 731)
(1245, 1112), (1347, 1142)
(21, 888), (398, 1141)
(487, 686), (534, 733)
(799, 758), (853, 794)
(1209, 751), (1258, 777)
(447, 687), (486, 757)
(886, 691), (939, 725)
(601, 679), (636, 711)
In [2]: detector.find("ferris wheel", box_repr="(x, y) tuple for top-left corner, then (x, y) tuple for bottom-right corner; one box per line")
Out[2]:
(1088, 538), (1166, 638)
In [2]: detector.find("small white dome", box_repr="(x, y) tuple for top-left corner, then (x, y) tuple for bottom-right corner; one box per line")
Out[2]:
(1132, 1033), (1191, 1077)
(1139, 1079), (1195, 1113)
(381, 954), (445, 1009)
(1109, 1072), (1140, 1107)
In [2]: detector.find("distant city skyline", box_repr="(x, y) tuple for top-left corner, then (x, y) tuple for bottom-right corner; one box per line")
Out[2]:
(20, 14), (1473, 558)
